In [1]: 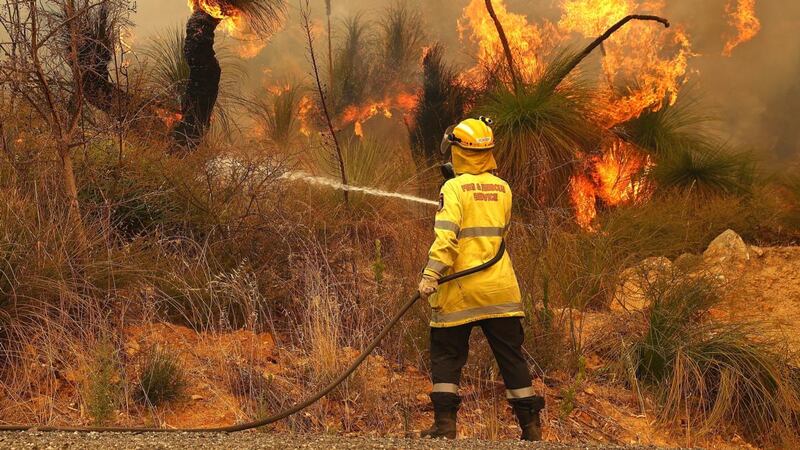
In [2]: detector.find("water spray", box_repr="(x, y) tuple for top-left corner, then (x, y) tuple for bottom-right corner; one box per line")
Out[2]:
(280, 171), (438, 206)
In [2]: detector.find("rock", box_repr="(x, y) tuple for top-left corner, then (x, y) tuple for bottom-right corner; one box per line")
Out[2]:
(674, 253), (702, 272)
(190, 394), (204, 401)
(611, 257), (673, 312)
(703, 229), (750, 265)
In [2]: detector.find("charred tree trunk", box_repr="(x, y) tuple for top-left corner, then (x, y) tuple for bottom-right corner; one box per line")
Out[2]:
(554, 15), (670, 88)
(172, 11), (222, 150)
(484, 0), (519, 89)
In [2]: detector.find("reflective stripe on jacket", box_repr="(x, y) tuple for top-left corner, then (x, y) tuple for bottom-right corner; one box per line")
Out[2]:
(423, 172), (523, 327)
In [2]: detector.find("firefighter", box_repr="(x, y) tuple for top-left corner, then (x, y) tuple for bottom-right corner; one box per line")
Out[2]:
(418, 117), (545, 441)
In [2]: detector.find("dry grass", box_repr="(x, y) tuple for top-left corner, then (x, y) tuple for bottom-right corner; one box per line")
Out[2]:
(3, 35), (800, 446)
(592, 269), (800, 445)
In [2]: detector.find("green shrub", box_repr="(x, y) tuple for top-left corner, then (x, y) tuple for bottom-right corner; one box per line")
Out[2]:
(248, 82), (307, 149)
(135, 347), (187, 407)
(85, 341), (123, 425)
(650, 144), (755, 196)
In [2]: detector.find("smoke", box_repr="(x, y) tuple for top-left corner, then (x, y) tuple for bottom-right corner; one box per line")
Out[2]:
(130, 0), (800, 161)
(663, 0), (800, 161)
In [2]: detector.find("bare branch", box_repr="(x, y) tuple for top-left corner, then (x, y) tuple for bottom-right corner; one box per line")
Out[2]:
(300, 0), (348, 205)
(484, 0), (519, 89)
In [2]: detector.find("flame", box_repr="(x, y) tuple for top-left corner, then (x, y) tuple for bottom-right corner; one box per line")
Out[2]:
(722, 0), (761, 56)
(354, 121), (364, 138)
(458, 0), (691, 126)
(298, 95), (313, 136)
(559, 0), (692, 126)
(559, 0), (637, 36)
(570, 173), (598, 230)
(187, 0), (268, 59)
(570, 141), (651, 228)
(156, 108), (183, 128)
(593, 142), (649, 206)
(553, 1), (692, 228)
(458, 0), (557, 85)
(340, 92), (419, 126)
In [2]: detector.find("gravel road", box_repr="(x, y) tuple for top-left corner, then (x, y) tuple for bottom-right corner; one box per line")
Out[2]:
(0, 432), (684, 449)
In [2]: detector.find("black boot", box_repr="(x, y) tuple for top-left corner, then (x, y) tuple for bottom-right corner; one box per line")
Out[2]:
(510, 395), (545, 441)
(421, 392), (460, 439)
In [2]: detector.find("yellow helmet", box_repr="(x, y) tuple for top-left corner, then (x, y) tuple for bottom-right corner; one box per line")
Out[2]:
(446, 116), (495, 150)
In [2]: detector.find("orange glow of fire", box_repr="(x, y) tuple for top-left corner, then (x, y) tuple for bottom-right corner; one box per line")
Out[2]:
(570, 142), (651, 228)
(458, 0), (558, 86)
(156, 108), (183, 128)
(298, 95), (313, 137)
(459, 0), (691, 126)
(722, 0), (760, 56)
(550, 0), (691, 228)
(354, 121), (364, 138)
(593, 142), (649, 205)
(187, 0), (267, 59)
(570, 173), (598, 231)
(559, 0), (692, 126)
(340, 92), (419, 126)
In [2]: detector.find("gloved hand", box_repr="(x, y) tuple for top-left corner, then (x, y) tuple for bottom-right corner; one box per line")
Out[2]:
(418, 275), (438, 299)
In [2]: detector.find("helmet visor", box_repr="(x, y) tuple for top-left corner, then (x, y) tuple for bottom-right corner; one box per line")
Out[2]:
(440, 125), (456, 156)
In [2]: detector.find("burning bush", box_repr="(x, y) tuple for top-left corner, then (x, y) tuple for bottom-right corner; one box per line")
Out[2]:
(479, 53), (600, 209)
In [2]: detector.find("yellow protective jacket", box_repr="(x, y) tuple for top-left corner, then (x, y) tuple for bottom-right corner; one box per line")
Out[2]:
(423, 171), (523, 328)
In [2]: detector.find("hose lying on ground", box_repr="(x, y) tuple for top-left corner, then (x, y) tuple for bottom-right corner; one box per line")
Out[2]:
(0, 241), (507, 433)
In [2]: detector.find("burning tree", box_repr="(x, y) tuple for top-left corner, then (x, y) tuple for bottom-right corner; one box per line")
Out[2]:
(173, 0), (286, 149)
(450, 0), (743, 227)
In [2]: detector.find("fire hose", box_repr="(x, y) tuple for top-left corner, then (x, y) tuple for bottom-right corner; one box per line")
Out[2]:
(0, 241), (507, 433)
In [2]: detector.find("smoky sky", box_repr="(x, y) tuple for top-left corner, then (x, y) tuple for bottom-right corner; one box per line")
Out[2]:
(130, 0), (800, 161)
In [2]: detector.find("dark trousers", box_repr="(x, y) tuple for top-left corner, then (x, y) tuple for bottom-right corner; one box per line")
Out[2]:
(430, 317), (532, 396)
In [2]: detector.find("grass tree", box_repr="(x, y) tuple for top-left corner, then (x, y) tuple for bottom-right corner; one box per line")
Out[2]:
(247, 82), (307, 149)
(331, 15), (373, 116)
(410, 44), (473, 163)
(173, 0), (285, 150)
(145, 27), (245, 138)
(479, 53), (599, 208)
(650, 144), (755, 196)
(617, 94), (755, 196)
(377, 1), (426, 87)
(73, 1), (134, 119)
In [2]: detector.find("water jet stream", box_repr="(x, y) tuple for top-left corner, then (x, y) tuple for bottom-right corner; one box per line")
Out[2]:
(281, 171), (438, 206)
